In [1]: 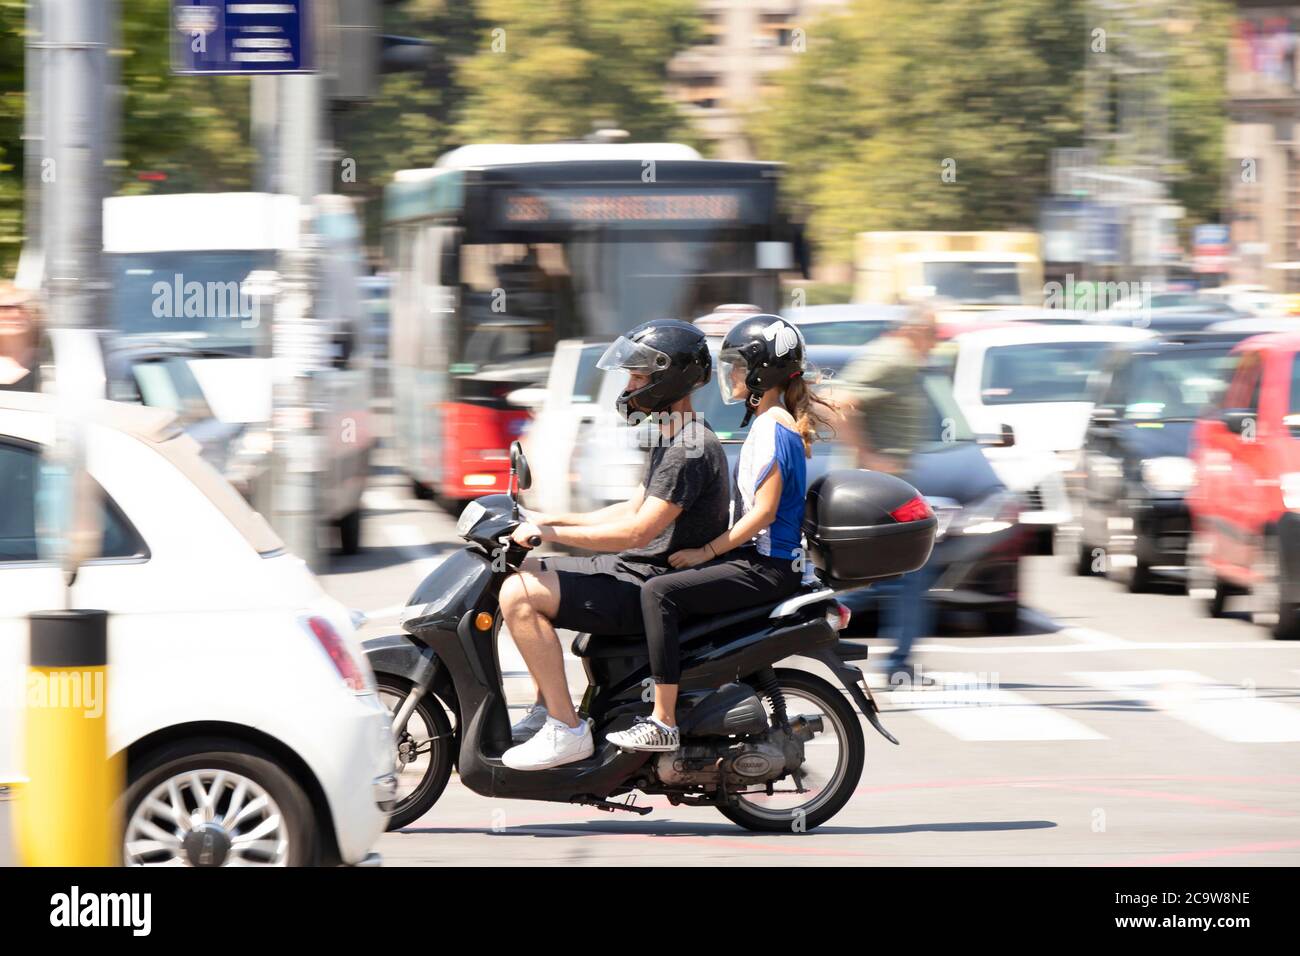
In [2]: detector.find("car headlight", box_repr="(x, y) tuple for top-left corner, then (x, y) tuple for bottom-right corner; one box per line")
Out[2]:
(1282, 472), (1300, 511)
(1141, 456), (1195, 494)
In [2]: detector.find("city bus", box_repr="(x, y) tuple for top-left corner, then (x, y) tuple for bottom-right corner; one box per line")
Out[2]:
(382, 142), (800, 502)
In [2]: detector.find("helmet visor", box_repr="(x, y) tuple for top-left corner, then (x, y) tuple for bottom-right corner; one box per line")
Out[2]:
(597, 336), (671, 374)
(717, 347), (823, 406)
(717, 347), (749, 405)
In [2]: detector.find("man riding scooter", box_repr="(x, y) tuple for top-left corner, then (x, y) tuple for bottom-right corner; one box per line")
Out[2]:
(500, 318), (730, 771)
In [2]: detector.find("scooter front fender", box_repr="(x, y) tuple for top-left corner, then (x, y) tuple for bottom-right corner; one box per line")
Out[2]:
(361, 632), (460, 729)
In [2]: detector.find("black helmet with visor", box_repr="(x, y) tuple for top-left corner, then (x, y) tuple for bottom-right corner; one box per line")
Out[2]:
(597, 319), (712, 423)
(717, 314), (817, 426)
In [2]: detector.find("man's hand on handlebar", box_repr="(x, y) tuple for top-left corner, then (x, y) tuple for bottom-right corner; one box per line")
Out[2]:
(511, 522), (544, 549)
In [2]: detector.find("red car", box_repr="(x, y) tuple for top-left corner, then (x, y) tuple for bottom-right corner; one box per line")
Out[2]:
(1188, 331), (1300, 638)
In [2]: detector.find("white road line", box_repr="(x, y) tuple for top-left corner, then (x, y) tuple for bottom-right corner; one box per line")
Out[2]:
(1058, 626), (1131, 648)
(913, 641), (1300, 654)
(1072, 669), (1300, 743)
(883, 671), (1106, 741)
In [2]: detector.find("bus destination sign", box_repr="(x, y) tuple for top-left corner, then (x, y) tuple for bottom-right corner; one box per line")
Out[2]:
(500, 190), (747, 226)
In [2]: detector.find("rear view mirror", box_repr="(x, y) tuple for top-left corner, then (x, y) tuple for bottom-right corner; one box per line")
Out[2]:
(1090, 406), (1120, 428)
(510, 440), (532, 491)
(978, 424), (1016, 448)
(1222, 409), (1254, 436)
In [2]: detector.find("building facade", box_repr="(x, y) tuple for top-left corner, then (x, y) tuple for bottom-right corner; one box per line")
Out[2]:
(669, 0), (847, 160)
(1226, 2), (1300, 290)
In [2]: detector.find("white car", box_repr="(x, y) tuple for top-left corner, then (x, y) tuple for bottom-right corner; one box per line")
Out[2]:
(0, 391), (395, 866)
(512, 338), (614, 517)
(941, 324), (1155, 529)
(100, 192), (376, 554)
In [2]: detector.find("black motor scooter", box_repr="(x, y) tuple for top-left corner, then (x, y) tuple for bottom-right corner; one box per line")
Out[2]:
(365, 443), (937, 832)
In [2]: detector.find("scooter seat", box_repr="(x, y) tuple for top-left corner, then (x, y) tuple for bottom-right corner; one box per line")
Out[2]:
(571, 598), (795, 659)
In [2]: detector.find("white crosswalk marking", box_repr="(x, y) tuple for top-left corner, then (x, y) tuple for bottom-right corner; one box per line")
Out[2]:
(1072, 669), (1300, 743)
(880, 671), (1106, 741)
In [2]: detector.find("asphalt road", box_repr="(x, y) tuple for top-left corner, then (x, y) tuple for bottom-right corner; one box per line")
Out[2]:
(322, 461), (1300, 868)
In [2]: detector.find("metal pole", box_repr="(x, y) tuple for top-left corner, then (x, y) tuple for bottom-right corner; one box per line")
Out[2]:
(252, 75), (280, 194)
(269, 71), (325, 569)
(19, 0), (118, 867)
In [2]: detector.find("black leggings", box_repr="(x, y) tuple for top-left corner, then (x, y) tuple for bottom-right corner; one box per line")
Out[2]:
(641, 551), (803, 685)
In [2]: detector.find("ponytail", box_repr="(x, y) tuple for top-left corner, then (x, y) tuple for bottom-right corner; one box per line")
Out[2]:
(782, 375), (842, 458)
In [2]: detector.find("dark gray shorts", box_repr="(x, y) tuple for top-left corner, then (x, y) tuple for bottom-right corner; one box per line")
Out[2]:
(535, 553), (666, 635)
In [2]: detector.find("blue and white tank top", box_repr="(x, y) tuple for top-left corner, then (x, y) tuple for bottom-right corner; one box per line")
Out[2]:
(736, 409), (807, 560)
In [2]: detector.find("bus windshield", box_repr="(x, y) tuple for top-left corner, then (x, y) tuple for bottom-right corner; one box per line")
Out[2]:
(456, 238), (770, 369)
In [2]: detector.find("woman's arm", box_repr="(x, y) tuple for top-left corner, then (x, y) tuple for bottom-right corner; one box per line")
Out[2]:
(709, 467), (782, 558)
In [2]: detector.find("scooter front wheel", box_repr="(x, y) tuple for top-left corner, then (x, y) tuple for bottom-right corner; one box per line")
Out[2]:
(717, 669), (865, 834)
(376, 675), (455, 831)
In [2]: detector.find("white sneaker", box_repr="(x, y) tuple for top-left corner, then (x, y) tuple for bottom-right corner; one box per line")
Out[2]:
(501, 717), (594, 771)
(511, 703), (549, 743)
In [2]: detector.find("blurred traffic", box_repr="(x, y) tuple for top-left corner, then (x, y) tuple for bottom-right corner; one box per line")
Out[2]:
(2, 0), (1300, 870)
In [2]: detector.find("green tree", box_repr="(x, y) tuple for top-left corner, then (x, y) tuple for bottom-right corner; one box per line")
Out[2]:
(0, 0), (257, 275)
(333, 0), (482, 250)
(0, 2), (28, 273)
(454, 0), (701, 144)
(116, 0), (255, 195)
(752, 0), (1230, 266)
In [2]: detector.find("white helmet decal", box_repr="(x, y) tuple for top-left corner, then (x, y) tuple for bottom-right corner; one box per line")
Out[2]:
(763, 320), (799, 357)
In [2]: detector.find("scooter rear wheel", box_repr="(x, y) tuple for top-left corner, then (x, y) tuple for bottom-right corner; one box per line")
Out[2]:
(717, 669), (865, 833)
(376, 676), (455, 831)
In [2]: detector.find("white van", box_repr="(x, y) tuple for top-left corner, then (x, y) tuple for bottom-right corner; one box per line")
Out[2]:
(99, 192), (374, 553)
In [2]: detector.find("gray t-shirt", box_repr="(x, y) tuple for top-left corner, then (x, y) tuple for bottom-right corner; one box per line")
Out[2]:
(620, 417), (729, 566)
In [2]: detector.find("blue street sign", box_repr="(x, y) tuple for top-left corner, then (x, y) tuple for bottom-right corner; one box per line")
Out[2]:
(172, 1), (314, 75)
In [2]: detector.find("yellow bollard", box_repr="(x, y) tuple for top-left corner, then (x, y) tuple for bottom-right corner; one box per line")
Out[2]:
(17, 609), (121, 866)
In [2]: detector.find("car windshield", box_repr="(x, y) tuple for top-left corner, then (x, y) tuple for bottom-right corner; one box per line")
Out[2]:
(1122, 348), (1238, 420)
(796, 321), (894, 348)
(923, 261), (1023, 305)
(128, 356), (215, 424)
(980, 341), (1115, 405)
(106, 251), (275, 350)
(572, 344), (608, 403)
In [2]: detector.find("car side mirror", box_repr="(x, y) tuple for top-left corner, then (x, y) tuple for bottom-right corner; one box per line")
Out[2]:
(510, 440), (532, 491)
(1090, 406), (1120, 428)
(330, 330), (355, 370)
(1222, 408), (1254, 436)
(977, 426), (1019, 447)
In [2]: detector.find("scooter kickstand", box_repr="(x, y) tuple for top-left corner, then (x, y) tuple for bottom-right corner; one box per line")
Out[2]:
(575, 796), (653, 816)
